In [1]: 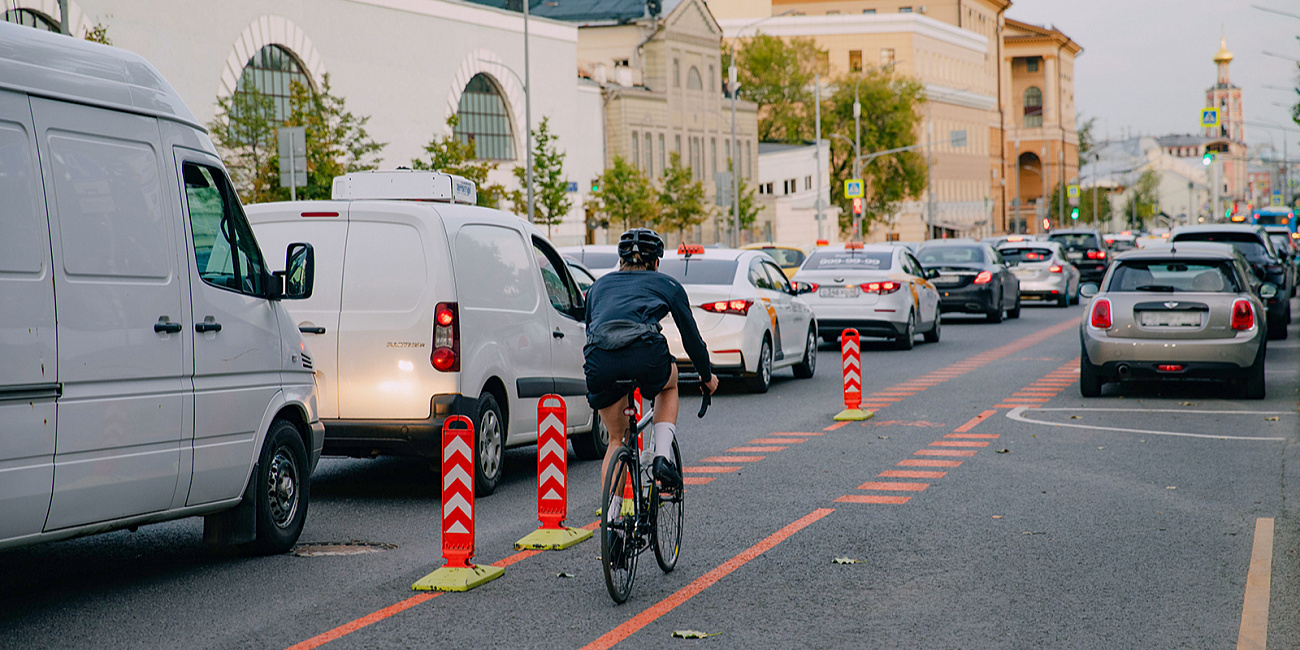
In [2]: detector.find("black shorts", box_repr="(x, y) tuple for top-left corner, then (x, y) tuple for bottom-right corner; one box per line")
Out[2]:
(584, 338), (673, 410)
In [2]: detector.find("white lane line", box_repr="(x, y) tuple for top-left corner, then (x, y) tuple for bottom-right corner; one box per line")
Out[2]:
(1237, 518), (1275, 650)
(1005, 407), (1287, 441)
(1028, 407), (1295, 415)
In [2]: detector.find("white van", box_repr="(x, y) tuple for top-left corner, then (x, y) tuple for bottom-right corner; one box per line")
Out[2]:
(0, 24), (323, 554)
(246, 170), (605, 495)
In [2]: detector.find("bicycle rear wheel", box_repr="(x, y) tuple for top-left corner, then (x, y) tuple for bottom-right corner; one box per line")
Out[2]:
(601, 447), (639, 603)
(651, 439), (683, 573)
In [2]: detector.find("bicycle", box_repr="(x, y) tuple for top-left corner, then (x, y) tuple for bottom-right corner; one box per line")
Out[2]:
(600, 379), (710, 603)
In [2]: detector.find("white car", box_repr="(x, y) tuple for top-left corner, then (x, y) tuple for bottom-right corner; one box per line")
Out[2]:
(557, 245), (622, 278)
(792, 243), (941, 350)
(998, 241), (1081, 307)
(658, 246), (818, 393)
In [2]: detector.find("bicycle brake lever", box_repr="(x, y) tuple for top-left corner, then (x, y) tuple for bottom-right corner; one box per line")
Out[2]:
(697, 384), (711, 418)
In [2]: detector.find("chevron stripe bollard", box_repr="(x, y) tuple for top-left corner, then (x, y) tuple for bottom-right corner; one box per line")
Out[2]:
(412, 415), (505, 591)
(833, 328), (872, 421)
(514, 395), (593, 550)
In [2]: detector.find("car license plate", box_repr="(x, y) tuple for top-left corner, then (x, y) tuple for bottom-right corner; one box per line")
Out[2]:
(932, 275), (960, 285)
(1012, 269), (1035, 278)
(1139, 311), (1201, 327)
(819, 286), (859, 298)
(1066, 251), (1083, 260)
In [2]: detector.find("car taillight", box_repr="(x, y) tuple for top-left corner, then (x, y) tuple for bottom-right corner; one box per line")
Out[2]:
(796, 282), (820, 292)
(1049, 265), (1063, 273)
(1231, 299), (1254, 331)
(431, 302), (460, 372)
(1086, 250), (1106, 260)
(1090, 298), (1112, 329)
(859, 281), (903, 294)
(973, 270), (993, 285)
(700, 299), (753, 316)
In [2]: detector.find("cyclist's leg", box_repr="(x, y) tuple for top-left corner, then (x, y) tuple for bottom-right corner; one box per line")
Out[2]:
(652, 363), (679, 425)
(650, 364), (682, 484)
(598, 396), (631, 499)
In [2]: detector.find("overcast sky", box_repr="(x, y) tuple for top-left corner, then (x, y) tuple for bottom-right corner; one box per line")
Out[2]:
(1005, 0), (1300, 155)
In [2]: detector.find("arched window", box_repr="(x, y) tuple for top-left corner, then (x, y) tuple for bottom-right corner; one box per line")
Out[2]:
(686, 66), (703, 91)
(1023, 87), (1043, 128)
(454, 74), (516, 161)
(235, 45), (313, 123)
(3, 8), (61, 32)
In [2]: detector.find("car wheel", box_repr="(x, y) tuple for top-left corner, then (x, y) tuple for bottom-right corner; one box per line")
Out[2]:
(1056, 291), (1069, 308)
(1268, 314), (1288, 340)
(1243, 344), (1266, 400)
(474, 393), (506, 496)
(923, 311), (941, 343)
(243, 419), (309, 555)
(986, 293), (1004, 323)
(821, 333), (840, 347)
(1069, 281), (1080, 305)
(1008, 296), (1022, 319)
(746, 338), (773, 393)
(895, 311), (916, 350)
(1286, 300), (1293, 324)
(571, 414), (608, 461)
(1080, 353), (1102, 398)
(793, 328), (817, 379)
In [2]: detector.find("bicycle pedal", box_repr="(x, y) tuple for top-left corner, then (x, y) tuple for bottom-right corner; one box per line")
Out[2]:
(620, 497), (636, 517)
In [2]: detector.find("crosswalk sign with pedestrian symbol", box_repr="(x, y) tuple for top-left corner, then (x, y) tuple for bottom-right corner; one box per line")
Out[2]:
(1200, 108), (1220, 129)
(844, 179), (863, 199)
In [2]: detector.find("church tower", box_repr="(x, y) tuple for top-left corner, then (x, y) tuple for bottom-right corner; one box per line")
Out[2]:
(1204, 36), (1244, 143)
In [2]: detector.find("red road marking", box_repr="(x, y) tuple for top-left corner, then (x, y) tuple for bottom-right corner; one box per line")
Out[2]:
(899, 459), (962, 467)
(700, 455), (765, 463)
(684, 466), (742, 473)
(752, 437), (807, 444)
(915, 449), (978, 457)
(860, 403), (897, 408)
(285, 594), (439, 650)
(954, 410), (997, 433)
(835, 494), (910, 504)
(579, 509), (835, 650)
(995, 404), (1035, 409)
(929, 440), (990, 448)
(879, 470), (947, 478)
(856, 481), (928, 491)
(728, 446), (786, 452)
(823, 422), (850, 431)
(945, 433), (999, 439)
(683, 476), (715, 485)
(1008, 397), (1051, 402)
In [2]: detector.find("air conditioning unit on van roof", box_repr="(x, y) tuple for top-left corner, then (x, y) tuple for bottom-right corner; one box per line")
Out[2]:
(331, 170), (477, 205)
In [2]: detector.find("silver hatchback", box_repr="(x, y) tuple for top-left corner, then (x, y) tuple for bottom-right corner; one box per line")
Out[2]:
(1080, 244), (1272, 399)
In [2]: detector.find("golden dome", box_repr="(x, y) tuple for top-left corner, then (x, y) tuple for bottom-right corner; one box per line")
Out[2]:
(1214, 36), (1233, 64)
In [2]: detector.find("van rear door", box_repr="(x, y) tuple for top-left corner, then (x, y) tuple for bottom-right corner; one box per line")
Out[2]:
(32, 98), (187, 529)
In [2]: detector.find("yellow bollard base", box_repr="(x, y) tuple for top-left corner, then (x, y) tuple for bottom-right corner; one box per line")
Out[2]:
(514, 526), (594, 550)
(833, 408), (874, 422)
(411, 564), (504, 592)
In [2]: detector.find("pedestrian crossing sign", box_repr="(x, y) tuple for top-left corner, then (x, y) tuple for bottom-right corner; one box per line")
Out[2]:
(845, 179), (864, 199)
(1200, 108), (1220, 128)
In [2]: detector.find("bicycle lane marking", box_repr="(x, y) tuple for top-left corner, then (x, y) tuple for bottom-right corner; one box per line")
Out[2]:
(577, 508), (835, 650)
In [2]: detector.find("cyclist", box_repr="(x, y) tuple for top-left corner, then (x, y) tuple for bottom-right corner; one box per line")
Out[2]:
(584, 228), (718, 496)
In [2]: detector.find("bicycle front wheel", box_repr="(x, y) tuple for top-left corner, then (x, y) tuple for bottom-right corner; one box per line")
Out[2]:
(601, 447), (639, 603)
(651, 439), (683, 573)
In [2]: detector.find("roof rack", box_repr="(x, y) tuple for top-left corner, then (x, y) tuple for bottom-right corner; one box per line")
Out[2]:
(331, 169), (477, 204)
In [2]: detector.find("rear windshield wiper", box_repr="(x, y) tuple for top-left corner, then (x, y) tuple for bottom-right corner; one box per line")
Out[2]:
(1134, 284), (1177, 292)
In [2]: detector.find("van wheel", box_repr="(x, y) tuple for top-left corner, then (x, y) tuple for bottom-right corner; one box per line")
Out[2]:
(745, 338), (772, 393)
(244, 419), (309, 555)
(793, 328), (817, 379)
(572, 416), (608, 461)
(475, 394), (506, 496)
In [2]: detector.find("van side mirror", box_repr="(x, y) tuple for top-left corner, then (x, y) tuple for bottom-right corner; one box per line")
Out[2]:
(275, 242), (314, 300)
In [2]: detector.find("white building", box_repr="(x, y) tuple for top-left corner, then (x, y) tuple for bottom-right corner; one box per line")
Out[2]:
(3, 0), (606, 244)
(1080, 137), (1211, 230)
(755, 141), (839, 243)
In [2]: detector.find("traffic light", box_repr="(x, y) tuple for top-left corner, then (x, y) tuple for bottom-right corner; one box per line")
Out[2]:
(851, 197), (864, 215)
(591, 178), (600, 192)
(1202, 152), (1214, 166)
(1070, 207), (1079, 220)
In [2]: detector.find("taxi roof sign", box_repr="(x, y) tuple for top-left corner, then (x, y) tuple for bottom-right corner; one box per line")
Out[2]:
(331, 169), (477, 204)
(1200, 108), (1220, 129)
(678, 244), (705, 256)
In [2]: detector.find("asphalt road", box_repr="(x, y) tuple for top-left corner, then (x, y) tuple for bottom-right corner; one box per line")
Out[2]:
(4, 298), (1300, 649)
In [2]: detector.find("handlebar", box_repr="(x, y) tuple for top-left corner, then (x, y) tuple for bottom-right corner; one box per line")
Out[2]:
(697, 384), (711, 418)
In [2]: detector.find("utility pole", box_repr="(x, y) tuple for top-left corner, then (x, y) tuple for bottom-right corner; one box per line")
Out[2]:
(926, 120), (934, 236)
(523, 0), (534, 223)
(814, 73), (823, 240)
(1058, 148), (1065, 227)
(1012, 132), (1021, 234)
(1092, 153), (1099, 225)
(853, 76), (862, 240)
(1211, 158), (1220, 223)
(729, 64), (739, 246)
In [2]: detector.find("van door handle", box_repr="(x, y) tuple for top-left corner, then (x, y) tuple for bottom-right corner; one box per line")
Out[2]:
(154, 318), (182, 334)
(195, 321), (223, 333)
(299, 326), (326, 334)
(552, 329), (565, 339)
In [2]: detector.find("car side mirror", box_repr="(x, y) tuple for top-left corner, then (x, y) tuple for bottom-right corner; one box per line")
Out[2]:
(277, 242), (314, 300)
(925, 268), (940, 279)
(1260, 283), (1279, 299)
(792, 281), (814, 295)
(1079, 283), (1100, 298)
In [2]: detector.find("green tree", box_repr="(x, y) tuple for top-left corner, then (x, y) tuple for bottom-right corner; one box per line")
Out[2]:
(512, 117), (571, 236)
(1077, 115), (1096, 169)
(412, 115), (516, 209)
(84, 21), (111, 45)
(208, 86), (280, 203)
(821, 69), (927, 236)
(590, 156), (658, 231)
(725, 34), (825, 144)
(1046, 182), (1112, 226)
(1122, 169), (1161, 227)
(656, 152), (711, 240)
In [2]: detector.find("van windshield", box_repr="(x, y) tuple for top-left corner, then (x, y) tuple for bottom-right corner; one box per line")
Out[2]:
(657, 259), (738, 285)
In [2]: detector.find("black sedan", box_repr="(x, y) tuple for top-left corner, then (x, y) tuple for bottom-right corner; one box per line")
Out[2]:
(1171, 224), (1292, 339)
(917, 240), (1021, 322)
(1047, 228), (1111, 285)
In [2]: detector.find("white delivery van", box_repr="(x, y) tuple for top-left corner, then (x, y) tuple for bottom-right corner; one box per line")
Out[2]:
(246, 170), (605, 494)
(0, 23), (323, 554)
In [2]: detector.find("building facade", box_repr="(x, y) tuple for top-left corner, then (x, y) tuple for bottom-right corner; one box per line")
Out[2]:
(756, 141), (839, 243)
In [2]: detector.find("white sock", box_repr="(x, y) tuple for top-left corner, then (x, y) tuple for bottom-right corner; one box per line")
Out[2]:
(652, 422), (676, 461)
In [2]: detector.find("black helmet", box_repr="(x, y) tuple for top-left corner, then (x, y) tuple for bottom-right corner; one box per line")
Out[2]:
(618, 228), (665, 263)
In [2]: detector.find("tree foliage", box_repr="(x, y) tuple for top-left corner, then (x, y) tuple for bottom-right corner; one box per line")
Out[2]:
(726, 34), (825, 144)
(511, 117), (571, 235)
(209, 86), (280, 203)
(1076, 116), (1096, 169)
(1047, 182), (1112, 225)
(656, 152), (711, 240)
(590, 156), (658, 231)
(412, 115), (516, 209)
(1122, 169), (1161, 227)
(83, 21), (111, 45)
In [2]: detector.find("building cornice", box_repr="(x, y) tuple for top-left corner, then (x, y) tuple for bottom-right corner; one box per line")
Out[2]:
(1003, 17), (1082, 55)
(349, 0), (579, 42)
(718, 13), (989, 55)
(925, 83), (996, 111)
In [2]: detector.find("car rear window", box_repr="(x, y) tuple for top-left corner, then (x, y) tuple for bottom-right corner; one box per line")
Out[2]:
(803, 251), (893, 270)
(1171, 232), (1269, 260)
(577, 252), (619, 269)
(755, 248), (806, 268)
(1048, 233), (1100, 250)
(998, 247), (1054, 264)
(917, 246), (985, 265)
(1269, 235), (1291, 252)
(657, 259), (738, 285)
(1108, 260), (1240, 293)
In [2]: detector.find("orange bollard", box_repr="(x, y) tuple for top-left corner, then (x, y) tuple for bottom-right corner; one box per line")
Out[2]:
(833, 329), (871, 421)
(514, 396), (592, 550)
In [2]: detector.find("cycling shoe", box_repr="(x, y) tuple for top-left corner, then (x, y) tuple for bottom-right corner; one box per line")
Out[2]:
(652, 456), (682, 488)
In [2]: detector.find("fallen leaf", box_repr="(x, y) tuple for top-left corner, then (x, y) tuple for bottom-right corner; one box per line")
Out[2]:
(832, 557), (859, 564)
(556, 572), (574, 578)
(1097, 446), (1105, 450)
(1069, 415), (1081, 419)
(877, 435), (889, 440)
(1166, 486), (1176, 490)
(995, 448), (1010, 454)
(673, 630), (721, 639)
(1021, 531), (1046, 535)
(1266, 417), (1279, 421)
(992, 515), (1003, 519)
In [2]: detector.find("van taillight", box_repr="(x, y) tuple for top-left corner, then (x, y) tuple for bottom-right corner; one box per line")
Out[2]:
(432, 302), (460, 371)
(1090, 298), (1112, 329)
(1231, 299), (1254, 331)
